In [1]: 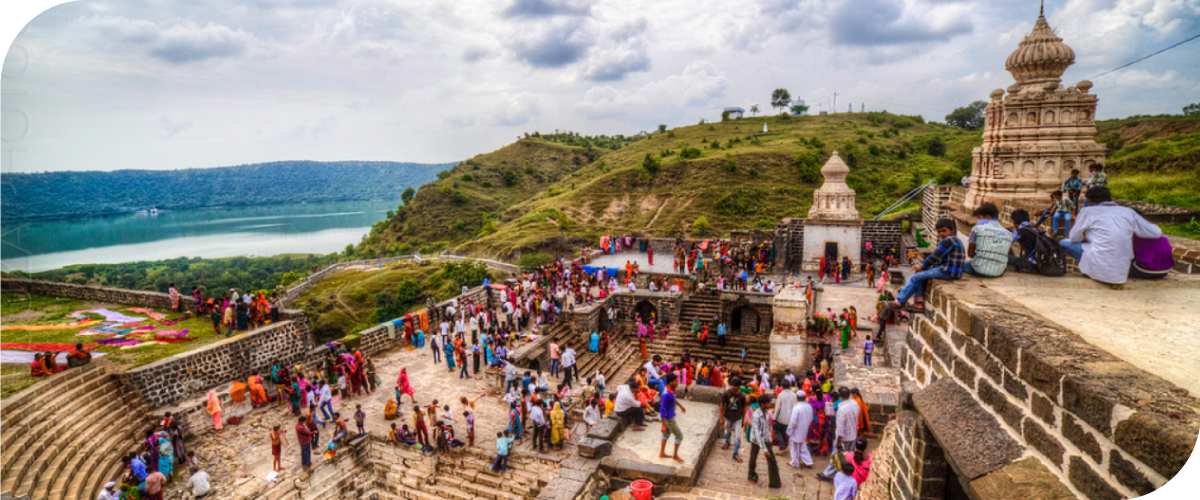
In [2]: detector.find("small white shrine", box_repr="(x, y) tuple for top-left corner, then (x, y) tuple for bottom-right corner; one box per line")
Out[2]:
(801, 150), (863, 271)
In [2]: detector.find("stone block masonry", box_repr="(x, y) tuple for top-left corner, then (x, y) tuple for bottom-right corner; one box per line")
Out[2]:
(3, 278), (199, 311)
(893, 278), (1199, 500)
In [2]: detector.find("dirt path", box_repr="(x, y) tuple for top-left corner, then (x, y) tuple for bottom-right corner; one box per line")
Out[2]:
(643, 197), (670, 231)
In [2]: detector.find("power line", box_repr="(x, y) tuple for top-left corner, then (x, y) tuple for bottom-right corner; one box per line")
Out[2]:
(1089, 32), (1200, 80)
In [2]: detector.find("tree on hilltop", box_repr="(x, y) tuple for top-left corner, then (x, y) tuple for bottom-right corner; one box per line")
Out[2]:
(750, 104), (759, 117)
(945, 101), (988, 131)
(401, 187), (415, 206)
(771, 89), (792, 115)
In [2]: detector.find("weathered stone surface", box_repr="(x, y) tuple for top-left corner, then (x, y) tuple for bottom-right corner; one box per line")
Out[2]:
(1060, 376), (1114, 438)
(969, 457), (1075, 500)
(1106, 450), (1153, 496)
(1113, 411), (1198, 478)
(953, 359), (977, 389)
(985, 322), (1025, 373)
(977, 379), (1023, 431)
(1031, 393), (1055, 426)
(966, 341), (1002, 384)
(1018, 348), (1063, 397)
(1002, 369), (1029, 403)
(536, 477), (587, 500)
(1061, 413), (1101, 463)
(577, 438), (613, 459)
(931, 333), (954, 365)
(588, 419), (623, 441)
(911, 378), (1023, 481)
(606, 458), (677, 484)
(1022, 417), (1064, 468)
(1068, 456), (1122, 500)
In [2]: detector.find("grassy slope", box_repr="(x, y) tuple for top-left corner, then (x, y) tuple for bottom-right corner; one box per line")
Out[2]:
(290, 261), (447, 342)
(360, 140), (602, 257)
(1098, 116), (1200, 211)
(462, 113), (974, 257)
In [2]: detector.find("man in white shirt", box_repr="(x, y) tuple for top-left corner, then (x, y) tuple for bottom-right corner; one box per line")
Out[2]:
(97, 482), (120, 500)
(318, 382), (334, 421)
(187, 467), (211, 498)
(773, 381), (798, 448)
(1061, 186), (1162, 285)
(644, 356), (666, 396)
(560, 347), (577, 388)
(530, 401), (548, 452)
(439, 320), (450, 344)
(786, 392), (814, 468)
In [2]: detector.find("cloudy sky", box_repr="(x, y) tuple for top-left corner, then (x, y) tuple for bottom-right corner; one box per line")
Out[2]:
(2, 0), (1198, 172)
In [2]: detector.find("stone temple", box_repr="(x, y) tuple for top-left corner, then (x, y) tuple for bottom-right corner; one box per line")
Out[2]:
(963, 7), (1108, 210)
(801, 151), (863, 271)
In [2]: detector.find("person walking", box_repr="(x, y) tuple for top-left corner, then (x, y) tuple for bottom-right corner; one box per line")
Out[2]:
(658, 374), (687, 463)
(747, 396), (781, 488)
(787, 391), (814, 468)
(561, 346), (577, 388)
(295, 416), (314, 470)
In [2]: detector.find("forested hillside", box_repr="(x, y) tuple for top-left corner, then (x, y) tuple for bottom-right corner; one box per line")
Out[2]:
(2, 160), (451, 222)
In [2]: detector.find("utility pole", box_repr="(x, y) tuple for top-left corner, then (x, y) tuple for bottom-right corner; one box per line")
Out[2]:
(833, 92), (839, 114)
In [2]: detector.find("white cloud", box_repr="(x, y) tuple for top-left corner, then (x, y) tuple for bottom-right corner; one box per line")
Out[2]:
(490, 93), (542, 126)
(575, 61), (727, 119)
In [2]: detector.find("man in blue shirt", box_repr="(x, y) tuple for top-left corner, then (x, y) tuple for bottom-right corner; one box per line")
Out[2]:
(894, 219), (963, 310)
(658, 374), (687, 463)
(489, 430), (515, 472)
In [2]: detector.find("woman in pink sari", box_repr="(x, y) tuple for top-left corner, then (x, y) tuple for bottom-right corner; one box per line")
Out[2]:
(396, 368), (416, 404)
(206, 391), (223, 430)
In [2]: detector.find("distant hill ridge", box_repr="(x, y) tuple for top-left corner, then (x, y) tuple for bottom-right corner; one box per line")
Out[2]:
(1, 160), (453, 222)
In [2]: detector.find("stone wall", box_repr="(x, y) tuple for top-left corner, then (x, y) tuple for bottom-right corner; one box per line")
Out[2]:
(2, 278), (197, 311)
(120, 317), (316, 408)
(894, 279), (1198, 499)
(922, 186), (954, 236)
(862, 220), (905, 255)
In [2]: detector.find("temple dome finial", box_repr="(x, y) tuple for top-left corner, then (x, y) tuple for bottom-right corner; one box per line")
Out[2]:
(1005, 5), (1074, 89)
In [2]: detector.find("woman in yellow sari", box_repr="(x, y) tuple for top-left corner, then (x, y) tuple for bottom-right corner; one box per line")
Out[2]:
(549, 402), (566, 450)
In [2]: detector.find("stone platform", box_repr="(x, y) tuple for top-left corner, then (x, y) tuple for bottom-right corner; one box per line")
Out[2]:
(605, 399), (721, 489)
(590, 251), (681, 275)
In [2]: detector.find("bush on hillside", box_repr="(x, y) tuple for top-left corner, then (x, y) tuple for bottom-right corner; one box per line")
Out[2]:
(927, 137), (946, 157)
(679, 148), (702, 159)
(716, 189), (758, 216)
(442, 260), (492, 292)
(515, 252), (553, 269)
(692, 216), (710, 235)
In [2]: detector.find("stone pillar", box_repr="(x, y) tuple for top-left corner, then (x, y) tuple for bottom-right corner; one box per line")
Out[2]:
(770, 287), (809, 372)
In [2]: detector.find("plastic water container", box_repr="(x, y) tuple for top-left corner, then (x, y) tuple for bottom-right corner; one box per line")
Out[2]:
(631, 479), (653, 500)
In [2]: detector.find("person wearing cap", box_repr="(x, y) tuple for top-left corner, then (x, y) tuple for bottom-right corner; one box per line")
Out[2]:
(187, 467), (211, 498)
(97, 482), (119, 500)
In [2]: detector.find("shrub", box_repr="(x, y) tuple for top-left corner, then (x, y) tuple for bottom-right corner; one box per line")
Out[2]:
(515, 252), (553, 269)
(794, 153), (822, 183)
(500, 169), (517, 187)
(547, 186), (562, 197)
(679, 148), (702, 159)
(642, 153), (661, 176)
(724, 155), (738, 173)
(436, 170), (451, 180)
(716, 189), (757, 215)
(927, 136), (946, 157)
(691, 216), (710, 235)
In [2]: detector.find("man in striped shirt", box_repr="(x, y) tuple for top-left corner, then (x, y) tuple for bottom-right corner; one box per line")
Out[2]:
(894, 219), (963, 310)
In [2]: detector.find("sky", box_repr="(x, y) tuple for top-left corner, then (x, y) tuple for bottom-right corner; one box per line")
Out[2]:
(1, 0), (1198, 173)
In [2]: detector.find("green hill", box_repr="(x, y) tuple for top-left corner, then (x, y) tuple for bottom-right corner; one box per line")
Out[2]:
(2, 160), (452, 222)
(362, 112), (973, 258)
(360, 113), (1200, 259)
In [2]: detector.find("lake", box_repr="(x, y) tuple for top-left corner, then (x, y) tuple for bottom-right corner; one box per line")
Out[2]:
(0, 200), (401, 273)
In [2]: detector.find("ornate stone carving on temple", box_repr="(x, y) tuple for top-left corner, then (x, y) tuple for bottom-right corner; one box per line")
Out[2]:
(963, 6), (1107, 209)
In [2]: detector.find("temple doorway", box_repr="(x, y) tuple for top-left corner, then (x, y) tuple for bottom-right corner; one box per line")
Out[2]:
(731, 305), (760, 333)
(634, 300), (657, 323)
(824, 242), (838, 262)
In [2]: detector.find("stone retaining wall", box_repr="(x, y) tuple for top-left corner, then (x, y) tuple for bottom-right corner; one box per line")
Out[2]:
(120, 317), (316, 408)
(862, 220), (905, 255)
(893, 279), (1198, 499)
(2, 278), (197, 310)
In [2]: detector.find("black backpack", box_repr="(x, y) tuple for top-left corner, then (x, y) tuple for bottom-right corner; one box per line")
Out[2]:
(1015, 229), (1066, 276)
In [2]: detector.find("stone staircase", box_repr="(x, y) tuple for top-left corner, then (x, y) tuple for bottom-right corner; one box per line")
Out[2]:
(0, 361), (155, 500)
(646, 327), (771, 369)
(677, 292), (721, 325)
(553, 325), (640, 390)
(369, 442), (554, 500)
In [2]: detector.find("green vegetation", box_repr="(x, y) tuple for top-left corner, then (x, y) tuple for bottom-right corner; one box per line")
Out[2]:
(1, 292), (230, 398)
(2, 160), (450, 223)
(24, 254), (336, 295)
(291, 259), (495, 342)
(1097, 116), (1200, 210)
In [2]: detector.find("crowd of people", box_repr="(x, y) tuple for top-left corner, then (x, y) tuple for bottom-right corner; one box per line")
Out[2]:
(893, 185), (1172, 311)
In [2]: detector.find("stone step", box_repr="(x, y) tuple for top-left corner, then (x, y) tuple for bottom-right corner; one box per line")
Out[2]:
(46, 421), (142, 500)
(1, 375), (120, 453)
(66, 444), (134, 500)
(1, 380), (127, 494)
(26, 396), (137, 500)
(0, 361), (107, 425)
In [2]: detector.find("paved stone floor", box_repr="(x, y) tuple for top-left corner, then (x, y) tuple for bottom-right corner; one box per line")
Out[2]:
(693, 434), (880, 500)
(985, 275), (1200, 396)
(591, 251), (679, 275)
(611, 401), (719, 468)
(165, 341), (579, 498)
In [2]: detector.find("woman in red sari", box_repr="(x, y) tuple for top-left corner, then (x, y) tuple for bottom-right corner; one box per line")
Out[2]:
(396, 368), (416, 404)
(30, 353), (48, 377)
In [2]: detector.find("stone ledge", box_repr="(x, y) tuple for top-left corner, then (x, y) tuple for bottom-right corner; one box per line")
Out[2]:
(928, 278), (1200, 478)
(911, 378), (1024, 482)
(969, 457), (1075, 500)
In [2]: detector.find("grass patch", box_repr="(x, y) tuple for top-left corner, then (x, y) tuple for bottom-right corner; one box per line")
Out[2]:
(1108, 172), (1200, 211)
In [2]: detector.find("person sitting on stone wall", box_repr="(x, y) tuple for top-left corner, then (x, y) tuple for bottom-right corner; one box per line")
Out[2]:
(1060, 187), (1163, 288)
(964, 203), (1013, 278)
(892, 218), (963, 310)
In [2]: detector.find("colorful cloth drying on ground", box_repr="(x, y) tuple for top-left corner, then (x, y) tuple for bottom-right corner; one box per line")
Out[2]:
(69, 309), (145, 324)
(0, 319), (101, 331)
(88, 323), (132, 335)
(154, 329), (189, 338)
(151, 337), (197, 344)
(158, 316), (188, 326)
(1, 343), (99, 351)
(97, 338), (142, 346)
(0, 350), (107, 365)
(125, 308), (167, 320)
